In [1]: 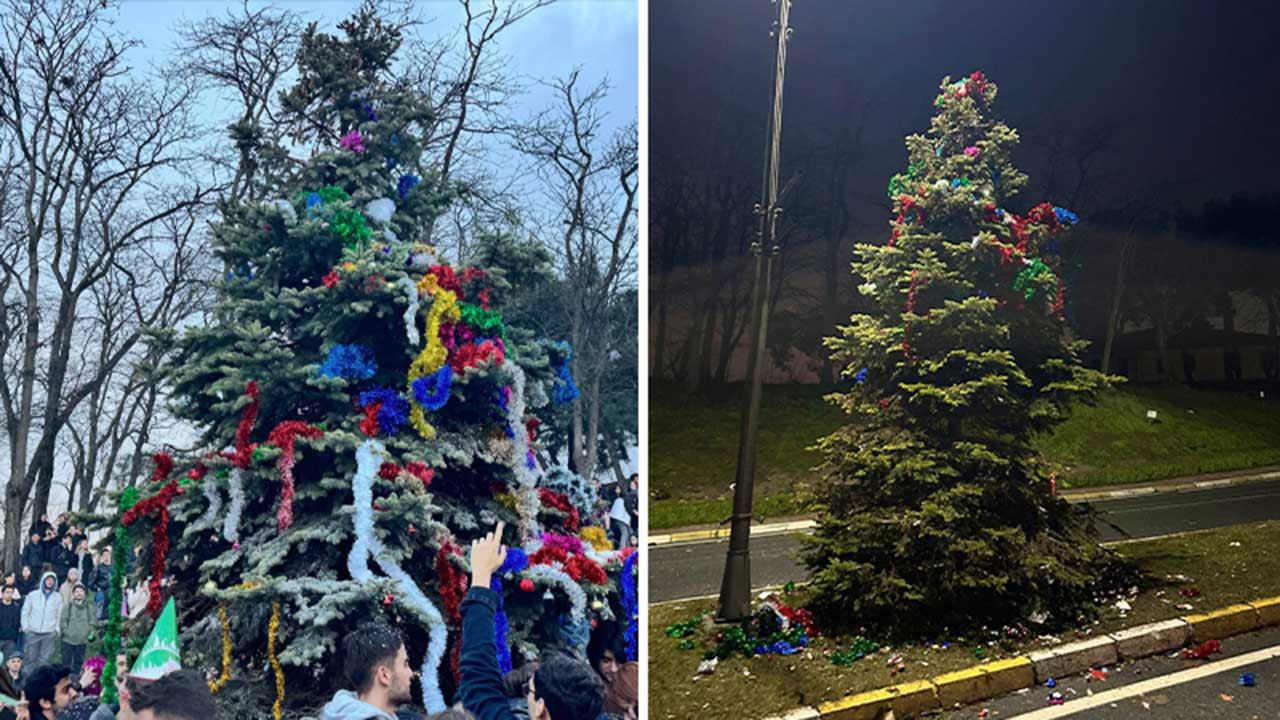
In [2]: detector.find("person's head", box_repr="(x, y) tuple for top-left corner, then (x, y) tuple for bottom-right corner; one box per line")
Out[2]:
(29, 532), (40, 545)
(25, 665), (78, 717)
(615, 484), (625, 498)
(425, 709), (474, 720)
(629, 473), (638, 489)
(3, 571), (13, 583)
(503, 662), (539, 699)
(42, 572), (56, 591)
(67, 568), (80, 583)
(61, 535), (72, 549)
(76, 538), (88, 553)
(603, 662), (638, 717)
(340, 622), (412, 707)
(6, 652), (22, 676)
(73, 584), (86, 602)
(128, 669), (216, 720)
(526, 653), (604, 720)
(20, 566), (30, 579)
(100, 548), (112, 563)
(1, 585), (13, 603)
(598, 631), (625, 685)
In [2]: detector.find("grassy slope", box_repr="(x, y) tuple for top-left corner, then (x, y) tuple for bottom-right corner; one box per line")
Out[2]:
(650, 383), (1280, 529)
(650, 520), (1280, 720)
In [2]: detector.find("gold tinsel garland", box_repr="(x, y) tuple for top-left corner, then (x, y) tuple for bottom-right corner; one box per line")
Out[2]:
(269, 601), (284, 720)
(407, 285), (459, 440)
(578, 525), (613, 552)
(208, 604), (232, 693)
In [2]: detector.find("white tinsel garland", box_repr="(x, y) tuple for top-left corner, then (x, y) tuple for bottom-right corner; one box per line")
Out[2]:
(399, 277), (420, 346)
(348, 439), (448, 712)
(504, 364), (539, 537)
(222, 467), (246, 544)
(523, 563), (587, 621)
(185, 475), (223, 537)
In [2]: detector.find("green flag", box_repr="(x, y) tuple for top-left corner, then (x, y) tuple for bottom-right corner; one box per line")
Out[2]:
(130, 598), (181, 680)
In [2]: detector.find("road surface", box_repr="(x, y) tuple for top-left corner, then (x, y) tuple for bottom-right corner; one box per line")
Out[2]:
(650, 481), (1280, 603)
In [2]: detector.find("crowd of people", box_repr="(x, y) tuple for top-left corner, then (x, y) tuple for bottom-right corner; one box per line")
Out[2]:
(0, 511), (637, 720)
(321, 521), (639, 720)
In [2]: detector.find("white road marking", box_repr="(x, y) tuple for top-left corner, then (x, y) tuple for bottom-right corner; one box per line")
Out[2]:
(1002, 643), (1280, 719)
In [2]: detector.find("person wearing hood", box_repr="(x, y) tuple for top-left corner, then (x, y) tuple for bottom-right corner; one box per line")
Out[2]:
(320, 622), (415, 720)
(21, 571), (63, 668)
(60, 585), (93, 673)
(59, 569), (82, 607)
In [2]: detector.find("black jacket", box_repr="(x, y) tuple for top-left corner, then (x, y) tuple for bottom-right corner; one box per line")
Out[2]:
(87, 563), (112, 594)
(459, 587), (516, 720)
(0, 601), (19, 641)
(20, 542), (44, 572)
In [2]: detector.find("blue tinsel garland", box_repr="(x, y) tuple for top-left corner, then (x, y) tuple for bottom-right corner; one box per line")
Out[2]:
(319, 344), (377, 381)
(552, 363), (579, 405)
(1053, 206), (1079, 225)
(622, 552), (638, 661)
(492, 549), (529, 674)
(412, 365), (453, 411)
(358, 387), (411, 435)
(398, 174), (420, 199)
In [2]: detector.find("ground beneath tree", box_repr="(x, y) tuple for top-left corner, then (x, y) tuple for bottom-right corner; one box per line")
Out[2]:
(649, 519), (1280, 720)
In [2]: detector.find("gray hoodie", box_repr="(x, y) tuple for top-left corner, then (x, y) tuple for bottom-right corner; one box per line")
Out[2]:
(320, 690), (397, 720)
(20, 571), (62, 635)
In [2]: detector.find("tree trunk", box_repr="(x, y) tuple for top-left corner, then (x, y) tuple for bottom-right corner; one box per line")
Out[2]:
(1101, 236), (1131, 374)
(584, 373), (602, 482)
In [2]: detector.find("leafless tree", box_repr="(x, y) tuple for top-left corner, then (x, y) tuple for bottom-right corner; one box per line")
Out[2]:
(514, 70), (636, 482)
(0, 0), (220, 566)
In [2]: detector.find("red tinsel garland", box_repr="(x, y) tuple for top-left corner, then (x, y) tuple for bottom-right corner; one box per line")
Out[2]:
(530, 545), (567, 567)
(449, 339), (505, 374)
(360, 402), (381, 437)
(267, 420), (324, 531)
(185, 463), (209, 482)
(538, 488), (579, 532)
(776, 602), (819, 637)
(232, 381), (261, 468)
(404, 461), (434, 488)
(435, 541), (469, 684)
(564, 554), (607, 585)
(121, 453), (181, 618)
(428, 265), (463, 298)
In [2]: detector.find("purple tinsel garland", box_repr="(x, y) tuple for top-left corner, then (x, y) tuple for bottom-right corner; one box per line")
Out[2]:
(622, 552), (638, 661)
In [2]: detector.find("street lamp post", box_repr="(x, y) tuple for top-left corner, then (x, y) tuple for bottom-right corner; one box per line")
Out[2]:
(717, 0), (793, 623)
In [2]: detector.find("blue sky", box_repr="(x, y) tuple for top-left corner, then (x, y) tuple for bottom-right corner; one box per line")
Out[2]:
(111, 1), (638, 161)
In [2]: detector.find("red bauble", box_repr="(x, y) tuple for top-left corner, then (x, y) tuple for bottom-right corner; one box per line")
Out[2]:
(520, 579), (535, 592)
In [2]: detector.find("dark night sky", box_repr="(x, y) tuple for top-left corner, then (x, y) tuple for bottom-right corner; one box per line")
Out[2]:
(651, 0), (1280, 228)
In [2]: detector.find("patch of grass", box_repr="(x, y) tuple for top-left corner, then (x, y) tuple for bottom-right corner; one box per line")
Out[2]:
(649, 520), (1280, 720)
(649, 382), (1280, 528)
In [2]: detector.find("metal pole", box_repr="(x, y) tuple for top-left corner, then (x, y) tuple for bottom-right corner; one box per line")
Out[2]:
(717, 0), (792, 623)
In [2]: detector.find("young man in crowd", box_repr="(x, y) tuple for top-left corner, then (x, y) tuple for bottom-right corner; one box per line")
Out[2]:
(51, 538), (74, 585)
(4, 652), (23, 694)
(20, 535), (44, 577)
(72, 542), (93, 583)
(20, 572), (62, 669)
(0, 586), (21, 658)
(22, 665), (80, 720)
(320, 623), (415, 720)
(86, 551), (111, 622)
(460, 522), (604, 720)
(59, 586), (93, 674)
(57, 571), (80, 608)
(127, 670), (217, 720)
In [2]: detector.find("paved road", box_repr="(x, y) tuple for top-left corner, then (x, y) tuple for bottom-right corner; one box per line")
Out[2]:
(941, 625), (1280, 720)
(650, 481), (1280, 603)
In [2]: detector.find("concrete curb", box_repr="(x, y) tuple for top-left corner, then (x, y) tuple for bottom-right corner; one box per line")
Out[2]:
(650, 468), (1280, 546)
(757, 594), (1280, 720)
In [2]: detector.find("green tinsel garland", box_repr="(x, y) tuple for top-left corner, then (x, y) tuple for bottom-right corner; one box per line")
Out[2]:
(330, 208), (372, 253)
(1013, 259), (1054, 300)
(458, 303), (506, 340)
(830, 635), (881, 666)
(100, 487), (139, 704)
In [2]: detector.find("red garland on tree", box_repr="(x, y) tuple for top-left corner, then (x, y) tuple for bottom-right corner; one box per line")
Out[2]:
(564, 554), (607, 585)
(404, 461), (434, 488)
(434, 541), (469, 684)
(538, 488), (579, 533)
(360, 402), (381, 437)
(449, 339), (505, 374)
(267, 420), (324, 531)
(530, 545), (567, 567)
(185, 463), (209, 482)
(428, 265), (463, 297)
(121, 453), (181, 618)
(231, 381), (261, 468)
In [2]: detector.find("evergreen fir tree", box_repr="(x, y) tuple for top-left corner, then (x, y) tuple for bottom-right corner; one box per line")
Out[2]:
(802, 72), (1133, 638)
(99, 10), (634, 716)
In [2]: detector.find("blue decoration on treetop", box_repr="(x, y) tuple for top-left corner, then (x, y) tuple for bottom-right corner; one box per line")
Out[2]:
(1052, 207), (1079, 225)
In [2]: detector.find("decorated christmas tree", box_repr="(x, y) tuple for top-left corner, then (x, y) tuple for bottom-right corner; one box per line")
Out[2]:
(95, 13), (636, 717)
(802, 72), (1133, 638)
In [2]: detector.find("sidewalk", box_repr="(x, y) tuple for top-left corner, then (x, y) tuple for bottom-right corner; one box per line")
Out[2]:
(648, 464), (1280, 546)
